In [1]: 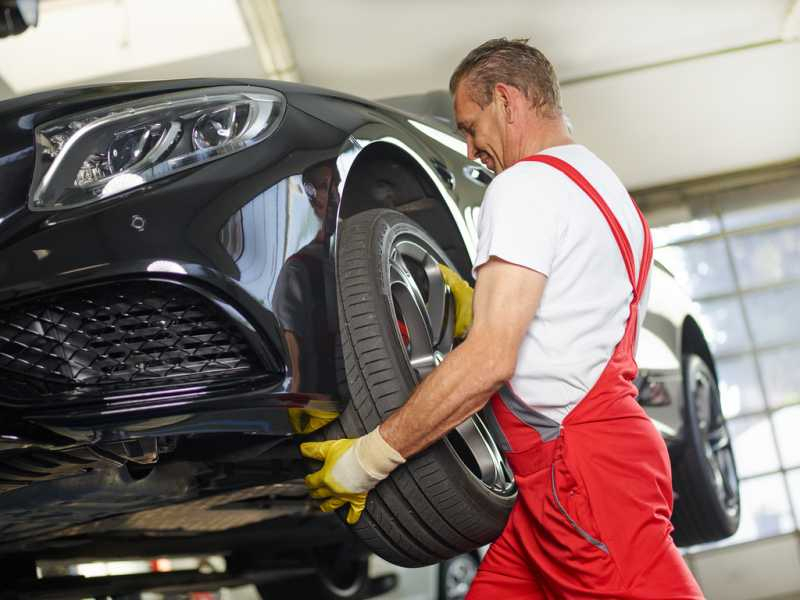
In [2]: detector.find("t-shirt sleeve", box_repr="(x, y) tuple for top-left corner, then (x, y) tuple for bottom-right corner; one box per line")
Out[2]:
(273, 259), (309, 337)
(471, 165), (564, 280)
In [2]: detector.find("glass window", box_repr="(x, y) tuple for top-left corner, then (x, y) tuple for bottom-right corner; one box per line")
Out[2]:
(788, 469), (800, 529)
(729, 225), (800, 289)
(651, 216), (721, 248)
(720, 474), (795, 545)
(654, 239), (735, 299)
(649, 190), (800, 549)
(742, 284), (800, 349)
(721, 196), (800, 232)
(716, 354), (765, 418)
(727, 415), (781, 478)
(758, 345), (800, 409)
(695, 297), (752, 356)
(772, 405), (800, 469)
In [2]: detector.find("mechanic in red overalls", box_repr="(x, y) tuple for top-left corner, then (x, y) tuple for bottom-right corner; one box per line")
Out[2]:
(301, 38), (704, 598)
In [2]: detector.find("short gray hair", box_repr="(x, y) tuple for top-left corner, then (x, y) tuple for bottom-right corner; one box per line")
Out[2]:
(449, 38), (562, 117)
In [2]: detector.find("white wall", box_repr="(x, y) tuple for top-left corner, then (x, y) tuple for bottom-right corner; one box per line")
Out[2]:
(562, 41), (800, 189)
(687, 533), (800, 600)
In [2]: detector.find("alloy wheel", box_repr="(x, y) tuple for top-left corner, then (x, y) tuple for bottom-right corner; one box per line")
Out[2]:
(691, 366), (739, 518)
(387, 237), (515, 497)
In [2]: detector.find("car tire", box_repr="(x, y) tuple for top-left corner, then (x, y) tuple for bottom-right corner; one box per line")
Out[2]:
(438, 552), (479, 600)
(326, 208), (515, 567)
(671, 354), (740, 545)
(256, 563), (368, 600)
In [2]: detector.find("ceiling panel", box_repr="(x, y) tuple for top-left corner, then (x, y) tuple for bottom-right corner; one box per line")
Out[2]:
(0, 0), (253, 94)
(278, 0), (799, 187)
(277, 0), (792, 99)
(564, 41), (800, 189)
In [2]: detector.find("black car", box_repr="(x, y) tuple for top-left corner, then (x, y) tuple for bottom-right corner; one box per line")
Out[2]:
(0, 79), (739, 598)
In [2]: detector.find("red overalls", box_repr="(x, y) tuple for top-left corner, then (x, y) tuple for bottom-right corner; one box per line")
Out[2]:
(467, 155), (703, 599)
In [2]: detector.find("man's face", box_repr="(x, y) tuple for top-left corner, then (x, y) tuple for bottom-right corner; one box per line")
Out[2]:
(304, 163), (341, 237)
(454, 82), (505, 173)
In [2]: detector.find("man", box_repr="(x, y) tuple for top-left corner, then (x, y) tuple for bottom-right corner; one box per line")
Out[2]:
(301, 39), (703, 598)
(273, 159), (341, 394)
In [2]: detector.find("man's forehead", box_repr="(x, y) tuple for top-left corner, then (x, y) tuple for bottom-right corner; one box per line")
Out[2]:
(305, 164), (334, 186)
(453, 87), (480, 128)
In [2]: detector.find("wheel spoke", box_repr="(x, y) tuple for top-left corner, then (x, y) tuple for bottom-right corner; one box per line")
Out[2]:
(704, 418), (739, 511)
(694, 378), (711, 433)
(390, 250), (432, 340)
(421, 254), (448, 346)
(389, 250), (436, 378)
(391, 251), (430, 324)
(721, 451), (739, 507)
(711, 423), (739, 506)
(707, 425), (730, 453)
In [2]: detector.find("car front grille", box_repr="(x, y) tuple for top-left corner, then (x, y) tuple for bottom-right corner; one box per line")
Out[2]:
(0, 281), (264, 396)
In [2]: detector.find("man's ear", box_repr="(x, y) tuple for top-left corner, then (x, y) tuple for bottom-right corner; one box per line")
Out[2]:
(493, 83), (515, 123)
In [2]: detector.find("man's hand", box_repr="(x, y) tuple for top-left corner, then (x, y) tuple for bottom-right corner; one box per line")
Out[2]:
(438, 264), (473, 338)
(288, 406), (338, 434)
(300, 427), (405, 524)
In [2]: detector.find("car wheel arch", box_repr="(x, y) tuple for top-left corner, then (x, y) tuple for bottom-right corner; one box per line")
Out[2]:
(681, 315), (718, 382)
(335, 138), (475, 279)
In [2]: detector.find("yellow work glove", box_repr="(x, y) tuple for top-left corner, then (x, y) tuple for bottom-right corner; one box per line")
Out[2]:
(288, 407), (338, 434)
(300, 427), (405, 524)
(438, 264), (474, 338)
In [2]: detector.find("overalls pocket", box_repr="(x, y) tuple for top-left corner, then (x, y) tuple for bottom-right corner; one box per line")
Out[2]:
(550, 458), (609, 554)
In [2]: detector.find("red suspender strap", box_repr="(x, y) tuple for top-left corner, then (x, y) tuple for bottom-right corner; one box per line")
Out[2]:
(521, 154), (648, 299)
(631, 200), (654, 299)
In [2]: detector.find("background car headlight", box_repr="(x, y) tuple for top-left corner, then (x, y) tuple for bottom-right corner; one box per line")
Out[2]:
(29, 86), (286, 211)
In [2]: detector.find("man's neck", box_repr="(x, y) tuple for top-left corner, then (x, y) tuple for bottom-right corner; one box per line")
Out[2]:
(508, 112), (574, 161)
(520, 128), (574, 159)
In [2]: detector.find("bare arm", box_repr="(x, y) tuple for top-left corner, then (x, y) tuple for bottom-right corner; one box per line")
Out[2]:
(283, 330), (302, 392)
(379, 257), (547, 458)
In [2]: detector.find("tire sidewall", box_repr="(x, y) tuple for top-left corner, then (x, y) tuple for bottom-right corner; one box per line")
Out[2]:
(680, 353), (740, 534)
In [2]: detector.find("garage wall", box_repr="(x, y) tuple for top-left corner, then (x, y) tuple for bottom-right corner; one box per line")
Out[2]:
(641, 166), (800, 600)
(561, 40), (800, 189)
(686, 533), (800, 600)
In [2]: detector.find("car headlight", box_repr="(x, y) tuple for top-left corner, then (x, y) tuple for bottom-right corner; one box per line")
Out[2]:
(29, 86), (286, 211)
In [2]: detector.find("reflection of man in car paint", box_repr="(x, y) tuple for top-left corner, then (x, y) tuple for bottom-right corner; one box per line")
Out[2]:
(304, 159), (341, 243)
(273, 160), (340, 393)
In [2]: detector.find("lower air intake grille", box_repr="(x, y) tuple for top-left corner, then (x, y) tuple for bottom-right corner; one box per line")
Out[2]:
(0, 281), (263, 393)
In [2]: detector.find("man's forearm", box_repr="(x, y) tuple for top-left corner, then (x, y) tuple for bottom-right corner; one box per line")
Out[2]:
(378, 334), (509, 458)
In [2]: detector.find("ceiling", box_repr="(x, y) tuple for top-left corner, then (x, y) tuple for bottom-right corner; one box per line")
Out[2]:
(277, 0), (800, 189)
(277, 0), (793, 99)
(0, 0), (798, 189)
(0, 0), (259, 94)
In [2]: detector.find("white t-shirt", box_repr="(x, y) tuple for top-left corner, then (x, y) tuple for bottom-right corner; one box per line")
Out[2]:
(472, 144), (651, 423)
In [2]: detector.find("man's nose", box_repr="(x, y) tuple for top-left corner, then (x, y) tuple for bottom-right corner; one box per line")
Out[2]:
(466, 137), (477, 161)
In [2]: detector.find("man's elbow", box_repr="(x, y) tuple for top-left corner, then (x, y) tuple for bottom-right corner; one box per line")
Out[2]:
(463, 332), (517, 389)
(488, 357), (517, 387)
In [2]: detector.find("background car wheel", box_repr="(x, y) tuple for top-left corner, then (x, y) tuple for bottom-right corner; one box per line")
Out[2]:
(252, 547), (378, 600)
(671, 353), (740, 545)
(327, 208), (516, 567)
(438, 553), (479, 600)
